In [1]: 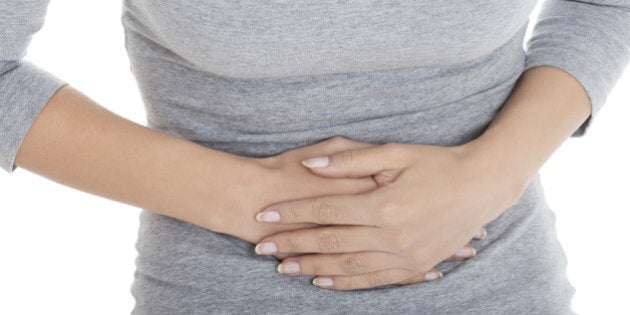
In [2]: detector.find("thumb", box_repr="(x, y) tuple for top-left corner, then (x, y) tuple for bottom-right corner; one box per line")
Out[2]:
(301, 145), (392, 178)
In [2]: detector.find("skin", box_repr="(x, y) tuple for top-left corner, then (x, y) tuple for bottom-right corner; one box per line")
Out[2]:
(14, 79), (478, 265)
(14, 85), (380, 245)
(15, 65), (590, 291)
(252, 65), (592, 290)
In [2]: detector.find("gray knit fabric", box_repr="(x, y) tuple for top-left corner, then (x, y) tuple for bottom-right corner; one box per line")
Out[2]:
(2, 1), (629, 314)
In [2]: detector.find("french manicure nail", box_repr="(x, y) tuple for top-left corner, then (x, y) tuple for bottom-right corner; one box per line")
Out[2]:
(254, 242), (277, 255)
(475, 228), (487, 239)
(455, 247), (476, 259)
(425, 270), (443, 281)
(256, 211), (280, 222)
(302, 156), (329, 168)
(277, 261), (300, 274)
(312, 277), (334, 287)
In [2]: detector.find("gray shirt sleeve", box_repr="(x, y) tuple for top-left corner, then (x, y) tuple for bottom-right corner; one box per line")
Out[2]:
(1, 0), (68, 173)
(524, 0), (630, 137)
(2, 1), (629, 175)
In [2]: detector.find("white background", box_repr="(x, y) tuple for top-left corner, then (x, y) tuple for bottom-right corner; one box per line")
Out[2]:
(1, 1), (628, 314)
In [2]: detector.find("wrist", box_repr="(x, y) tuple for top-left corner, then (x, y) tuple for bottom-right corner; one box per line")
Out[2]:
(156, 144), (266, 234)
(453, 138), (531, 207)
(453, 66), (592, 205)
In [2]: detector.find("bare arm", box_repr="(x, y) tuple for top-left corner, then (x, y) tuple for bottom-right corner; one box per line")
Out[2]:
(465, 65), (592, 204)
(13, 84), (378, 243)
(14, 85), (254, 231)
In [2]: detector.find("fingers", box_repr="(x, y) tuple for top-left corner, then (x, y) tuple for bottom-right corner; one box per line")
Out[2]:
(442, 227), (486, 261)
(440, 227), (485, 261)
(277, 252), (407, 276)
(288, 136), (381, 161)
(301, 142), (405, 178)
(393, 268), (443, 286)
(266, 226), (486, 290)
(256, 192), (379, 225)
(319, 136), (381, 153)
(276, 245), (477, 276)
(274, 251), (443, 291)
(310, 268), (443, 291)
(255, 226), (385, 255)
(473, 227), (487, 240)
(444, 243), (477, 261)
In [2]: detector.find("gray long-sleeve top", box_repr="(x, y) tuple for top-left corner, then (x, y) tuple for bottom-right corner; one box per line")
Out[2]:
(1, 0), (629, 173)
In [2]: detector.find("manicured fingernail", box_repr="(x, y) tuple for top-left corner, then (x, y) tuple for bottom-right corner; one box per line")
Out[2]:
(277, 261), (300, 274)
(312, 277), (334, 287)
(256, 211), (280, 222)
(302, 156), (329, 168)
(254, 242), (277, 255)
(425, 270), (443, 281)
(475, 228), (487, 239)
(455, 247), (476, 259)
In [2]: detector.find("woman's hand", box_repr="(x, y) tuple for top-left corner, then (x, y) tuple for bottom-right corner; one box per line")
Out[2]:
(211, 137), (380, 249)
(252, 136), (524, 290)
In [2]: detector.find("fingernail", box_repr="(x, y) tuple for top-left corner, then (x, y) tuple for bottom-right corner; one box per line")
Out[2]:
(277, 261), (300, 274)
(475, 228), (487, 239)
(254, 242), (277, 255)
(256, 211), (280, 222)
(312, 277), (334, 287)
(455, 247), (477, 259)
(302, 156), (329, 168)
(425, 270), (443, 281)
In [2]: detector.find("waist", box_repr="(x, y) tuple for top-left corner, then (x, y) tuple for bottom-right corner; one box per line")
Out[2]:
(125, 24), (526, 157)
(131, 174), (574, 313)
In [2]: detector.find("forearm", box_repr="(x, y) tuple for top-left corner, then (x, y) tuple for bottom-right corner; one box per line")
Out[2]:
(465, 65), (591, 196)
(14, 85), (252, 230)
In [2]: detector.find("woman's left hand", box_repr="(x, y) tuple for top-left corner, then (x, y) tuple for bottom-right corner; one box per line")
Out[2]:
(253, 136), (526, 290)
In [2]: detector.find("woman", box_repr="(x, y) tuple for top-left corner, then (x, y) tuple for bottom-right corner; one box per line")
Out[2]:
(1, 0), (628, 314)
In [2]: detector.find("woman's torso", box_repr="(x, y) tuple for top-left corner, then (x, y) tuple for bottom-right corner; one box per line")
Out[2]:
(121, 1), (575, 313)
(120, 0), (538, 153)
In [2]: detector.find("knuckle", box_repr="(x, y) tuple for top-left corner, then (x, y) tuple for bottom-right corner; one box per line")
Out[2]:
(389, 230), (411, 251)
(339, 150), (355, 169)
(382, 142), (401, 156)
(312, 200), (338, 224)
(372, 170), (397, 185)
(330, 136), (348, 145)
(284, 206), (299, 221)
(382, 142), (408, 165)
(377, 199), (399, 225)
(318, 232), (341, 252)
(325, 136), (348, 150)
(309, 261), (322, 275)
(402, 261), (419, 274)
(342, 256), (366, 275)
(257, 155), (282, 170)
(342, 276), (353, 290)
(284, 237), (300, 253)
(367, 272), (384, 288)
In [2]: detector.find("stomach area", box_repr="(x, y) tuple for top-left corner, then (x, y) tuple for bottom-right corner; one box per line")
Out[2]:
(130, 174), (575, 314)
